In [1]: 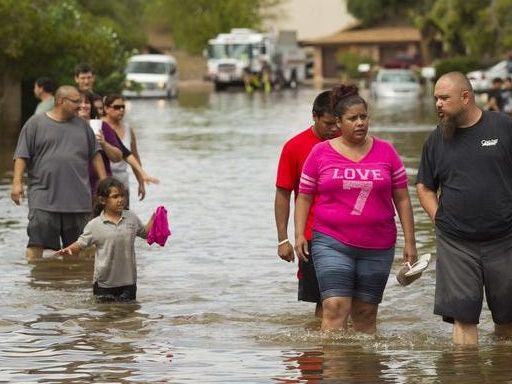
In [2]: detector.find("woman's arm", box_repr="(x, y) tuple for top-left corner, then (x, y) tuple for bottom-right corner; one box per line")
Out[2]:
(91, 152), (107, 180)
(294, 193), (313, 262)
(96, 130), (122, 162)
(393, 188), (417, 264)
(130, 128), (141, 164)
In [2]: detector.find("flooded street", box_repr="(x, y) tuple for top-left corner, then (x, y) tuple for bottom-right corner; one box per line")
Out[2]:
(2, 88), (512, 382)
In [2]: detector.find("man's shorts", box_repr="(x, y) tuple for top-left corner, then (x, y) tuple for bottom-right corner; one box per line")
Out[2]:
(27, 208), (90, 250)
(435, 228), (512, 325)
(311, 231), (394, 304)
(298, 241), (321, 303)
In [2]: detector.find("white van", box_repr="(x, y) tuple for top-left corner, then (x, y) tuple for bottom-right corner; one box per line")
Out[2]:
(122, 54), (178, 98)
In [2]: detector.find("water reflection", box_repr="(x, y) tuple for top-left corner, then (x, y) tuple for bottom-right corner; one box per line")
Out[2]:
(1, 89), (512, 382)
(29, 257), (94, 290)
(177, 90), (211, 109)
(276, 345), (388, 383)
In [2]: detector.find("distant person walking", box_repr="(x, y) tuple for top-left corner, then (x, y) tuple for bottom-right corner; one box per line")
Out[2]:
(11, 85), (106, 261)
(33, 77), (55, 114)
(274, 90), (338, 317)
(417, 71), (512, 345)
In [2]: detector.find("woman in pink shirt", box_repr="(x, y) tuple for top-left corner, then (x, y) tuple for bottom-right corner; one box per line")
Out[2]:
(294, 84), (417, 333)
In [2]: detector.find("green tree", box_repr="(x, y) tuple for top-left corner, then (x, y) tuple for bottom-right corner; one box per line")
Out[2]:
(0, 0), (146, 92)
(346, 0), (434, 27)
(143, 0), (280, 54)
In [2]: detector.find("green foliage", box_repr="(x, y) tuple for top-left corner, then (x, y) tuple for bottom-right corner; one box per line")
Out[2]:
(0, 0), (146, 93)
(348, 0), (512, 65)
(143, 0), (281, 54)
(433, 56), (483, 78)
(347, 0), (435, 27)
(336, 51), (375, 79)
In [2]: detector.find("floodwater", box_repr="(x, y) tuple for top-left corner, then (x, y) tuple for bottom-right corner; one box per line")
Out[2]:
(1, 88), (512, 383)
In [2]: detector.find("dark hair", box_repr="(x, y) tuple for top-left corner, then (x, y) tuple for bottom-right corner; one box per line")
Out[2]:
(312, 90), (333, 117)
(79, 90), (99, 119)
(74, 63), (93, 77)
(330, 84), (367, 117)
(35, 77), (55, 94)
(93, 177), (126, 217)
(103, 93), (124, 107)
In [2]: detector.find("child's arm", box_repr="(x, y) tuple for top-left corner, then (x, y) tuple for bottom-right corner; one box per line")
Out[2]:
(141, 212), (156, 239)
(55, 241), (82, 256)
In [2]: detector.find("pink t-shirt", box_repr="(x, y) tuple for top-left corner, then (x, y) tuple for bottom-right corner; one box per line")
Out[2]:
(299, 137), (408, 249)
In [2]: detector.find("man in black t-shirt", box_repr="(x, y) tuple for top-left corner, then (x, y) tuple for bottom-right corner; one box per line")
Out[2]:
(416, 71), (512, 346)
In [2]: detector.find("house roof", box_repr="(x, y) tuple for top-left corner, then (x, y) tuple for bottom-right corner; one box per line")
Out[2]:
(302, 26), (421, 46)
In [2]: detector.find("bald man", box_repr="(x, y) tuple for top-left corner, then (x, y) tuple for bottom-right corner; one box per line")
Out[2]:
(11, 85), (106, 262)
(416, 71), (512, 345)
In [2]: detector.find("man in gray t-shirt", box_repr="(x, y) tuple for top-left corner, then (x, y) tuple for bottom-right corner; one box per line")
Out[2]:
(11, 85), (106, 261)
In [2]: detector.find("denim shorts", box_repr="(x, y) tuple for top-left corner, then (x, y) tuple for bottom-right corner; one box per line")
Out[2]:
(311, 231), (395, 304)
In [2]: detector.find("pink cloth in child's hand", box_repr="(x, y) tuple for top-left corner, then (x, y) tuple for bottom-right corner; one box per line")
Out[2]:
(147, 206), (171, 246)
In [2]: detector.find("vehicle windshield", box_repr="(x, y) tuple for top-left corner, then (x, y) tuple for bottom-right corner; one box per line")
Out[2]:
(126, 61), (170, 74)
(208, 44), (250, 60)
(379, 72), (417, 83)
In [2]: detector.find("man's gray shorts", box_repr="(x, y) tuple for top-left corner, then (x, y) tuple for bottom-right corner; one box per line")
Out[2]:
(435, 228), (512, 325)
(27, 208), (90, 250)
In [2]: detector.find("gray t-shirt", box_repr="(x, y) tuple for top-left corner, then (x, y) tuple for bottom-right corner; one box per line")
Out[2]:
(34, 96), (55, 114)
(77, 210), (146, 288)
(13, 113), (99, 212)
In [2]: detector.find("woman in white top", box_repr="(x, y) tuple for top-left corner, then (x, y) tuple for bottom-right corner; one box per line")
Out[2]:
(102, 94), (158, 207)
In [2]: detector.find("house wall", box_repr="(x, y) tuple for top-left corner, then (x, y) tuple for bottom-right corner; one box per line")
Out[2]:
(315, 41), (421, 82)
(266, 0), (356, 41)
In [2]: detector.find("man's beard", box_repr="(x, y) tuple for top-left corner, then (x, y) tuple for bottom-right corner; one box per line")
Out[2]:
(439, 114), (459, 140)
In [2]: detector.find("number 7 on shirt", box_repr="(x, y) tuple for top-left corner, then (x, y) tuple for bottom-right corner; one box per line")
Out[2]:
(343, 180), (373, 215)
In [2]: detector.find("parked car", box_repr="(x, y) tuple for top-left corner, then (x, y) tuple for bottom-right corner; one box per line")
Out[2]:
(370, 69), (421, 100)
(122, 54), (178, 98)
(466, 60), (508, 92)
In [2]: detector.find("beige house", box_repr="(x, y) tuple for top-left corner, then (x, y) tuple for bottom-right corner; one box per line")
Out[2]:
(302, 25), (425, 84)
(266, 0), (356, 41)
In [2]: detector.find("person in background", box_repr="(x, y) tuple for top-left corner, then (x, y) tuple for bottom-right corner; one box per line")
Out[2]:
(33, 77), (55, 114)
(501, 77), (512, 114)
(294, 84), (417, 333)
(78, 91), (123, 197)
(416, 72), (512, 345)
(102, 94), (152, 206)
(78, 91), (159, 201)
(274, 90), (338, 318)
(74, 63), (96, 94)
(56, 177), (155, 302)
(11, 85), (106, 261)
(485, 77), (504, 111)
(91, 93), (105, 117)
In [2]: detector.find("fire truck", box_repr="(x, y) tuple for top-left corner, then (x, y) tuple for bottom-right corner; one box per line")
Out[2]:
(205, 28), (306, 91)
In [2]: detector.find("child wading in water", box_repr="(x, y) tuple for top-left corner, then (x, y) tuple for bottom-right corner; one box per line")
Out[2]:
(57, 177), (154, 302)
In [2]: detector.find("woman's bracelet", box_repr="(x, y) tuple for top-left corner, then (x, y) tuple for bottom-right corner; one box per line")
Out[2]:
(278, 239), (290, 246)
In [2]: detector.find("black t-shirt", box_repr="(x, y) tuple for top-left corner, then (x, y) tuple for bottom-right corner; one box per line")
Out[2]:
(417, 111), (512, 241)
